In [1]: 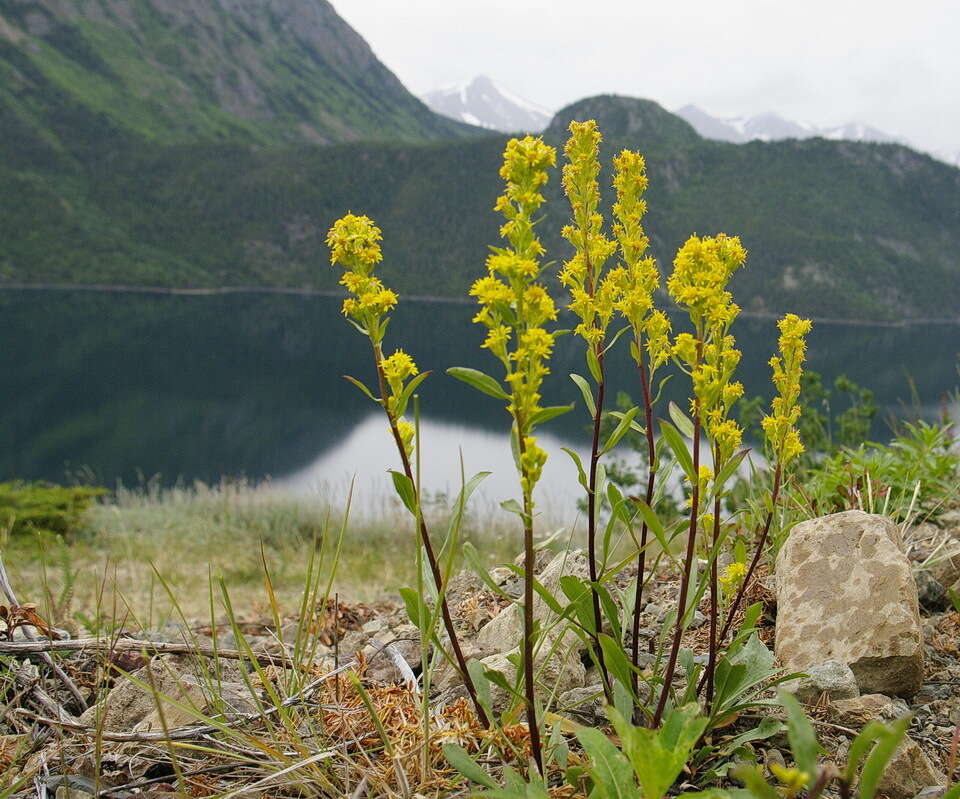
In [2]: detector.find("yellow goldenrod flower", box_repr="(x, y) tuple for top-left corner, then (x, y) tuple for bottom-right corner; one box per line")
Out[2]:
(396, 419), (415, 459)
(325, 213), (383, 274)
(761, 314), (813, 464)
(719, 561), (748, 586)
(382, 349), (418, 384)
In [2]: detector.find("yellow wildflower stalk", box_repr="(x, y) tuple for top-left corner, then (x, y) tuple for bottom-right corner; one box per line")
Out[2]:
(560, 120), (621, 700)
(716, 313), (813, 649)
(326, 212), (489, 727)
(453, 135), (558, 773)
(656, 232), (747, 722)
(610, 147), (674, 698)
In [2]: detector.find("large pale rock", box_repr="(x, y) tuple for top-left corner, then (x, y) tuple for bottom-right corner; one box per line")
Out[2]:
(79, 657), (208, 732)
(876, 737), (945, 799)
(476, 550), (592, 656)
(435, 550), (593, 705)
(828, 693), (910, 726)
(775, 511), (924, 697)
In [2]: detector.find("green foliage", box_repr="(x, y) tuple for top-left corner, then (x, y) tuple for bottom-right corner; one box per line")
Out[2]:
(798, 419), (959, 522)
(733, 692), (913, 799)
(0, 481), (105, 539)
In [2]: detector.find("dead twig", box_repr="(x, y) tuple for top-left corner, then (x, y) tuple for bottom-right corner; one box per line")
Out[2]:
(25, 658), (358, 742)
(0, 554), (86, 710)
(0, 636), (305, 668)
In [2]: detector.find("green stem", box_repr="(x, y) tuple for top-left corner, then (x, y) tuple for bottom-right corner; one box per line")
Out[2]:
(515, 423), (544, 775)
(653, 367), (702, 726)
(372, 342), (489, 728)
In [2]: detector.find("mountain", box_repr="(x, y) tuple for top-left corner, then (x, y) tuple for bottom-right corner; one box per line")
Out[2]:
(0, 0), (478, 146)
(421, 75), (551, 133)
(675, 104), (908, 147)
(1, 9), (958, 327)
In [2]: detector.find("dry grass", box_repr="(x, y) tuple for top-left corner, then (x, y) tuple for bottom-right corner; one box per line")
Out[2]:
(3, 480), (528, 628)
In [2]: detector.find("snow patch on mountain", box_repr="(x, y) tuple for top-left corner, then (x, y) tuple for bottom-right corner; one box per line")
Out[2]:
(421, 76), (552, 133)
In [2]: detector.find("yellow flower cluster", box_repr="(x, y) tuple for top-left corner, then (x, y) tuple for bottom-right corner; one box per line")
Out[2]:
(472, 136), (558, 489)
(326, 212), (422, 459)
(326, 214), (399, 334)
(325, 213), (383, 275)
(559, 121), (618, 349)
(718, 560), (747, 587)
(382, 349), (418, 391)
(667, 234), (746, 329)
(610, 148), (672, 373)
(668, 234), (747, 462)
(519, 436), (547, 494)
(761, 313), (813, 464)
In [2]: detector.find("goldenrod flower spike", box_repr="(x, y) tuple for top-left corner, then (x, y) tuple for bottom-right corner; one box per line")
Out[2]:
(762, 313), (813, 464)
(326, 211), (489, 727)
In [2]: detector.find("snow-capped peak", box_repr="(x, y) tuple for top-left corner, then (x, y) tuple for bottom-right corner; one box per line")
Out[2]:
(421, 76), (552, 133)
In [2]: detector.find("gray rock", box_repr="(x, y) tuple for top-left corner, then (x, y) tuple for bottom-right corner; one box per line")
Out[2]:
(781, 660), (860, 703)
(775, 511), (924, 697)
(877, 737), (946, 799)
(828, 693), (911, 725)
(915, 570), (950, 613)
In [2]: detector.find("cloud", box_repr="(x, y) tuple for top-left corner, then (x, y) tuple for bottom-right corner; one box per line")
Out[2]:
(332, 0), (958, 153)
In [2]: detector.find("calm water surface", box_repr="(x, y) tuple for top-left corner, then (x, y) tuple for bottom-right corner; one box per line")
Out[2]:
(2, 291), (957, 519)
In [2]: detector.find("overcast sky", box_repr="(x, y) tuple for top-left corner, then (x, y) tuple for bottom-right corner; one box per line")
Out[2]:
(332, 0), (958, 156)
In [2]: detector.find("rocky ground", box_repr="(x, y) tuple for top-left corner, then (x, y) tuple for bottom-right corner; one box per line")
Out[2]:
(1, 508), (959, 797)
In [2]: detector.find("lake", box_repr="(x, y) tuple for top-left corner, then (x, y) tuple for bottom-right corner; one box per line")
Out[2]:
(2, 290), (957, 519)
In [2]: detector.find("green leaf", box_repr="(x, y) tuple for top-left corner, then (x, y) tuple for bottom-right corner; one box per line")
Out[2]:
(394, 370), (431, 416)
(466, 658), (493, 718)
(603, 324), (632, 356)
(587, 346), (603, 383)
(399, 586), (424, 629)
(500, 498), (526, 518)
(844, 721), (887, 785)
(779, 690), (818, 784)
(660, 420), (695, 482)
(598, 633), (636, 696)
(575, 726), (640, 799)
(342, 374), (379, 403)
(563, 447), (590, 492)
(442, 742), (498, 788)
(859, 716), (910, 799)
(389, 470), (417, 515)
(462, 541), (513, 599)
(530, 404), (575, 426)
(603, 406), (640, 455)
(447, 366), (508, 399)
(668, 401), (696, 439)
(730, 764), (779, 799)
(570, 373), (597, 417)
(609, 704), (707, 799)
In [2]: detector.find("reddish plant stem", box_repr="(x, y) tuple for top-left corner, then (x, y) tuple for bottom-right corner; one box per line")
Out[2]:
(704, 486), (721, 706)
(371, 346), (489, 728)
(630, 342), (657, 711)
(716, 465), (783, 644)
(653, 401), (702, 726)
(515, 426), (544, 775)
(587, 344), (613, 703)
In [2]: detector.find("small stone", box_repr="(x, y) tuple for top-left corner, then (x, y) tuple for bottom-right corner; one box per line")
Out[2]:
(689, 610), (707, 629)
(781, 660), (860, 704)
(557, 684), (606, 724)
(876, 737), (945, 799)
(763, 748), (786, 775)
(915, 570), (950, 613)
(913, 788), (947, 799)
(643, 603), (662, 618)
(828, 693), (911, 726)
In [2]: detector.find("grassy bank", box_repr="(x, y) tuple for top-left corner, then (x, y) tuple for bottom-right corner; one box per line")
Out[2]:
(3, 480), (528, 628)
